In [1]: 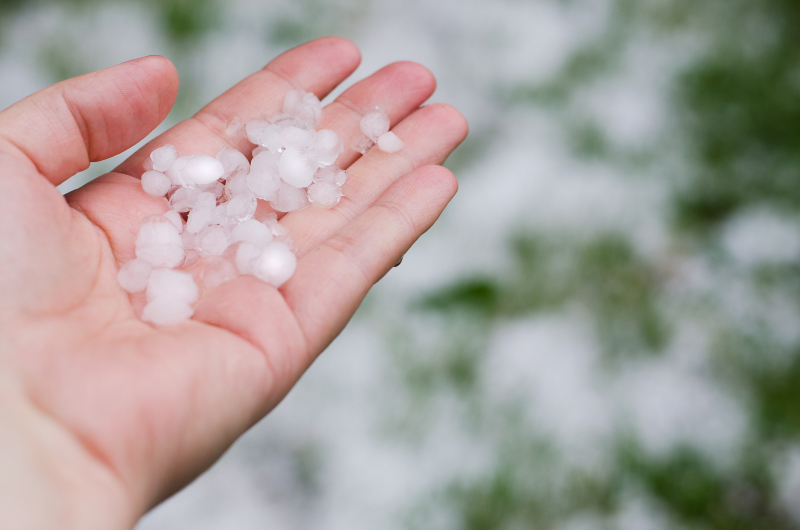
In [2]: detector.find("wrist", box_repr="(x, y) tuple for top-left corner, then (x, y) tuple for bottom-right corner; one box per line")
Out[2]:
(0, 385), (135, 530)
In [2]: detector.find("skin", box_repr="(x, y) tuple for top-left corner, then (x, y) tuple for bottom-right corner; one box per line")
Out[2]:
(0, 37), (467, 529)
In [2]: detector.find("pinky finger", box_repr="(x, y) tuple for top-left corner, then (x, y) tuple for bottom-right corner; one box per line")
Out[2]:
(283, 164), (458, 354)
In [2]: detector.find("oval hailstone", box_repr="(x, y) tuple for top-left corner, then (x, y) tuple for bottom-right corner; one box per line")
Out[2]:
(183, 155), (225, 185)
(141, 170), (172, 197)
(253, 242), (297, 287)
(117, 259), (153, 293)
(314, 129), (343, 166)
(216, 146), (250, 179)
(283, 89), (322, 127)
(226, 191), (257, 222)
(166, 156), (192, 187)
(235, 241), (262, 275)
(232, 219), (273, 248)
(135, 217), (185, 268)
(377, 131), (404, 153)
(270, 181), (309, 212)
(195, 225), (231, 257)
(141, 298), (195, 326)
(162, 210), (184, 233)
(169, 186), (201, 213)
(278, 147), (316, 188)
(360, 109), (390, 142)
(146, 268), (199, 305)
(150, 145), (178, 172)
(247, 151), (281, 201)
(307, 181), (343, 208)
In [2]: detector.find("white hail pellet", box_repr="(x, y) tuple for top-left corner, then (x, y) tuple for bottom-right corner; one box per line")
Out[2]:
(235, 241), (262, 276)
(314, 129), (344, 166)
(278, 147), (316, 188)
(183, 155), (225, 185)
(247, 151), (281, 200)
(146, 268), (200, 305)
(122, 88), (357, 326)
(141, 298), (195, 326)
(270, 180), (309, 212)
(360, 109), (390, 142)
(252, 242), (297, 288)
(195, 225), (230, 257)
(283, 89), (322, 127)
(216, 146), (250, 179)
(117, 259), (152, 293)
(162, 210), (184, 233)
(232, 219), (274, 248)
(141, 170), (172, 197)
(135, 216), (185, 269)
(377, 131), (404, 153)
(307, 181), (343, 208)
(150, 145), (178, 172)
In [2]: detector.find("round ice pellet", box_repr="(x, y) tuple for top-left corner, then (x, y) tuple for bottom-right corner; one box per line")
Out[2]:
(216, 146), (250, 179)
(314, 129), (343, 166)
(195, 225), (230, 257)
(278, 147), (316, 188)
(247, 151), (281, 201)
(232, 219), (273, 248)
(166, 156), (191, 187)
(235, 241), (261, 275)
(141, 298), (195, 326)
(225, 173), (250, 200)
(281, 126), (312, 150)
(246, 120), (282, 151)
(270, 181), (309, 212)
(169, 186), (201, 213)
(226, 191), (257, 222)
(150, 145), (178, 172)
(135, 217), (185, 268)
(183, 155), (224, 185)
(141, 170), (172, 197)
(283, 89), (322, 127)
(377, 131), (404, 153)
(162, 210), (184, 233)
(360, 110), (390, 142)
(146, 268), (199, 305)
(253, 242), (297, 288)
(186, 203), (214, 234)
(307, 181), (343, 208)
(117, 259), (152, 293)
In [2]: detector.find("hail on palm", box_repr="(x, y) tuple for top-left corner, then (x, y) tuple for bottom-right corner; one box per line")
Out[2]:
(118, 90), (405, 326)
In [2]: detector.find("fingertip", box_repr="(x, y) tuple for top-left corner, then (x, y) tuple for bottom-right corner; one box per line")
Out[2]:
(390, 61), (437, 95)
(124, 55), (180, 121)
(416, 164), (459, 203)
(376, 61), (437, 104)
(271, 37), (362, 92)
(315, 36), (362, 72)
(424, 103), (469, 144)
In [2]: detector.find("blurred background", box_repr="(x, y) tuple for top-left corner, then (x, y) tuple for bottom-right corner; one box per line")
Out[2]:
(3, 0), (800, 527)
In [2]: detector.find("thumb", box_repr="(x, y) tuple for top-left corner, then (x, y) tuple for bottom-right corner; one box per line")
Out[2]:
(0, 55), (179, 186)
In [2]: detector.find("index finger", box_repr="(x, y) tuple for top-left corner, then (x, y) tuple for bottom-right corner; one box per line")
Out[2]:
(114, 36), (361, 177)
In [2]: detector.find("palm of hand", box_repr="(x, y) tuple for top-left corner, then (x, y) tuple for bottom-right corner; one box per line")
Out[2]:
(0, 38), (466, 528)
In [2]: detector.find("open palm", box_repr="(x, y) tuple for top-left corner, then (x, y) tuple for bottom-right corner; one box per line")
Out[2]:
(0, 37), (467, 529)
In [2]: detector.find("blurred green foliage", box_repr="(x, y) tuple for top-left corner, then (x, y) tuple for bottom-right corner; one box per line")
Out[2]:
(409, 0), (800, 527)
(619, 442), (791, 529)
(154, 0), (220, 44)
(675, 0), (800, 231)
(419, 233), (667, 358)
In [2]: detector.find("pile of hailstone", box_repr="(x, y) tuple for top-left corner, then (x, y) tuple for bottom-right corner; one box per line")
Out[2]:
(117, 90), (404, 326)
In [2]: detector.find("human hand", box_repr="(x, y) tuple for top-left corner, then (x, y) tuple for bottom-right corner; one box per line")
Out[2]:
(0, 37), (467, 529)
